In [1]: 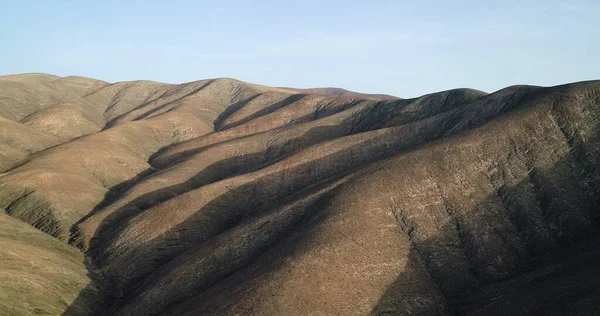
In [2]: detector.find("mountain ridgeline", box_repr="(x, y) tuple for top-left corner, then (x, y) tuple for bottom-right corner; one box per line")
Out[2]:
(0, 73), (599, 315)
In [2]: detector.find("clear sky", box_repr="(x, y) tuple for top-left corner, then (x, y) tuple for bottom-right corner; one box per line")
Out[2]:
(1, 0), (598, 97)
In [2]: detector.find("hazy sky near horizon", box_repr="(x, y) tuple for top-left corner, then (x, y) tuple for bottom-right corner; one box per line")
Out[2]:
(1, 0), (598, 97)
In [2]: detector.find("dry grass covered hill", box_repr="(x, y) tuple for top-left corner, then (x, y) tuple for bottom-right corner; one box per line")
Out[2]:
(1, 73), (599, 315)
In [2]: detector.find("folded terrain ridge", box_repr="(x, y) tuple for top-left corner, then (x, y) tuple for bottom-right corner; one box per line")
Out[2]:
(0, 72), (599, 315)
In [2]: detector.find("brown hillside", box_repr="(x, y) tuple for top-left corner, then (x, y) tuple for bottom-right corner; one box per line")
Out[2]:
(0, 73), (599, 316)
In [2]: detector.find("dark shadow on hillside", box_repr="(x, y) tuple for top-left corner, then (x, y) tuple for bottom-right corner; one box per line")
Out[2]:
(371, 153), (600, 315)
(455, 236), (600, 316)
(103, 79), (215, 129)
(68, 168), (156, 247)
(213, 95), (260, 130)
(217, 93), (306, 130)
(149, 96), (372, 169)
(61, 257), (110, 316)
(286, 99), (367, 126)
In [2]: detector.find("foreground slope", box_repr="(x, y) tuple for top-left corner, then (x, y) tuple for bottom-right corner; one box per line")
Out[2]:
(0, 213), (101, 315)
(0, 74), (599, 316)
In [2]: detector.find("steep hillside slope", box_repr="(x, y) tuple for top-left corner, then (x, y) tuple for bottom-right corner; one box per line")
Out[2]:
(0, 74), (599, 316)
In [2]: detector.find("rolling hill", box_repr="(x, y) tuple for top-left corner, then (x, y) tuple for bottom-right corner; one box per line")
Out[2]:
(0, 73), (599, 315)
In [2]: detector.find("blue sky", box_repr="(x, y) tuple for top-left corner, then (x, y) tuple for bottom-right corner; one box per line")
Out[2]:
(1, 0), (598, 97)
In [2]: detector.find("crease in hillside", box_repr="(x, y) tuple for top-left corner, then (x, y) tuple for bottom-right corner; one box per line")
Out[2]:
(218, 93), (307, 130)
(131, 80), (216, 122)
(213, 94), (262, 130)
(1, 187), (64, 239)
(101, 80), (213, 129)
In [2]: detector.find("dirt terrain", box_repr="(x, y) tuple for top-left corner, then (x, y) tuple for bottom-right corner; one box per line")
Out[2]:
(0, 73), (599, 315)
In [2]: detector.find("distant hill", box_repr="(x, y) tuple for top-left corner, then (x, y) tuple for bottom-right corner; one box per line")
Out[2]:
(1, 73), (599, 316)
(279, 86), (400, 100)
